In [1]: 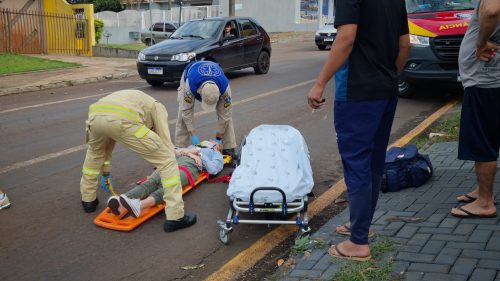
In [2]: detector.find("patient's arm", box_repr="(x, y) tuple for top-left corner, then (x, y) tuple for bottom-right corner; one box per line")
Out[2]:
(176, 148), (199, 156)
(187, 153), (203, 169)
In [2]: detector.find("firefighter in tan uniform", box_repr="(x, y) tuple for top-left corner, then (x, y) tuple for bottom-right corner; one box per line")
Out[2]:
(80, 90), (196, 232)
(175, 61), (236, 156)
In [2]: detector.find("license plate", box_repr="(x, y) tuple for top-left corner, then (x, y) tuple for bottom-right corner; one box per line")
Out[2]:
(324, 38), (334, 42)
(148, 67), (163, 75)
(457, 75), (461, 82)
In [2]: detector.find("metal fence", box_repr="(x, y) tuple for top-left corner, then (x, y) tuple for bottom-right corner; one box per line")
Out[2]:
(0, 8), (91, 55)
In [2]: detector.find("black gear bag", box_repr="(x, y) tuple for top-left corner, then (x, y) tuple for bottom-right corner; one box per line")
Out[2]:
(381, 144), (433, 193)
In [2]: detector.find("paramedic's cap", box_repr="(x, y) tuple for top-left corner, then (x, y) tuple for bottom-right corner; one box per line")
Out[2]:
(200, 82), (219, 112)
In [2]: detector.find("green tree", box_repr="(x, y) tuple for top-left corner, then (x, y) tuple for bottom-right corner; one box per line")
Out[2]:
(94, 18), (105, 44)
(69, 0), (124, 13)
(94, 0), (124, 12)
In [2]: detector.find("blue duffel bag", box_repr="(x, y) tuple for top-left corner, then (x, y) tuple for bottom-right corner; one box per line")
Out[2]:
(381, 144), (433, 193)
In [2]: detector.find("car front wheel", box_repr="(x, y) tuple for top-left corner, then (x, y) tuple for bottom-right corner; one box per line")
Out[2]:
(254, 51), (270, 74)
(146, 80), (164, 87)
(317, 45), (326, 50)
(145, 38), (155, 46)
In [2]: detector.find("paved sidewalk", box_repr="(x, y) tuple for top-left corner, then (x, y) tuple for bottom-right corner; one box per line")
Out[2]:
(274, 142), (500, 281)
(0, 55), (138, 96)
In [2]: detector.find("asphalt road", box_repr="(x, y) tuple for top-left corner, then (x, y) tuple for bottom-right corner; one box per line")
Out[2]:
(0, 40), (451, 281)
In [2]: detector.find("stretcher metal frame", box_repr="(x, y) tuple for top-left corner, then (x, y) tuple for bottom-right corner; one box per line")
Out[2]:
(94, 155), (231, 232)
(218, 137), (311, 245)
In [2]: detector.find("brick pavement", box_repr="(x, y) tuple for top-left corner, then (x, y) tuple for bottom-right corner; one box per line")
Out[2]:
(273, 142), (500, 281)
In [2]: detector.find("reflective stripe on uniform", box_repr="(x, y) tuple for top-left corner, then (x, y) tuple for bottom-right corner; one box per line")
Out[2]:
(82, 166), (100, 177)
(134, 125), (151, 138)
(103, 161), (111, 166)
(162, 175), (181, 188)
(89, 104), (141, 122)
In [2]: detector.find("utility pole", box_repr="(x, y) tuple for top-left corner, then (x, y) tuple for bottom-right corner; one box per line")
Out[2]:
(149, 0), (153, 45)
(177, 0), (183, 26)
(168, 0), (173, 21)
(229, 0), (235, 16)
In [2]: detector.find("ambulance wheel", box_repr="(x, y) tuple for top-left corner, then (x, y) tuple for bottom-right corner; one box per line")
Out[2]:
(219, 229), (231, 245)
(254, 51), (270, 74)
(146, 80), (164, 87)
(317, 45), (326, 50)
(398, 79), (415, 98)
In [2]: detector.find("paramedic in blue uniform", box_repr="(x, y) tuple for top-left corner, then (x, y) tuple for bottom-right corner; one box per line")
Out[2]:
(307, 0), (410, 260)
(175, 61), (236, 156)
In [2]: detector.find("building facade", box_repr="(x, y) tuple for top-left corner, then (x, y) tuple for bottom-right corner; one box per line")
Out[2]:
(120, 0), (213, 10)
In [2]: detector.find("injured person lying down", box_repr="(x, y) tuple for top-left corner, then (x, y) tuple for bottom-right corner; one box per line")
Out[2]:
(107, 140), (224, 218)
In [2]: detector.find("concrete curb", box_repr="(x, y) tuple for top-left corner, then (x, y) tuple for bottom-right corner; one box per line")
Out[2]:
(93, 46), (140, 59)
(0, 72), (137, 97)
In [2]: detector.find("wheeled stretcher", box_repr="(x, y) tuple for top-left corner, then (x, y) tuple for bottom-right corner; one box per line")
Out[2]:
(94, 155), (231, 232)
(218, 125), (314, 244)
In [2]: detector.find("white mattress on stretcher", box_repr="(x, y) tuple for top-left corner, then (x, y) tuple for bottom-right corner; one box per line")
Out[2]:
(227, 125), (314, 203)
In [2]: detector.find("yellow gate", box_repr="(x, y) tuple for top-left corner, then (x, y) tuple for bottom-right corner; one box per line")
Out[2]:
(0, 7), (93, 56)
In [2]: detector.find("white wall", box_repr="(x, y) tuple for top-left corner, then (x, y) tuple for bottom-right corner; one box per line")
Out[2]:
(218, 0), (333, 32)
(95, 6), (220, 44)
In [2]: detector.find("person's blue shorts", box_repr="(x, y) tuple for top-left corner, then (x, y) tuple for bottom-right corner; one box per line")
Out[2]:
(458, 87), (500, 162)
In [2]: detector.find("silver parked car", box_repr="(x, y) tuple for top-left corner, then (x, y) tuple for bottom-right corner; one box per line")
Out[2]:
(140, 22), (179, 46)
(315, 23), (337, 50)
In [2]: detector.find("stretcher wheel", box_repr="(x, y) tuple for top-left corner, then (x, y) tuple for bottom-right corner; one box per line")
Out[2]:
(295, 225), (311, 239)
(219, 229), (231, 245)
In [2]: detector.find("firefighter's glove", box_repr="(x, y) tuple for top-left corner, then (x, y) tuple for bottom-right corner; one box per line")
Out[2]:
(191, 134), (201, 145)
(100, 172), (113, 193)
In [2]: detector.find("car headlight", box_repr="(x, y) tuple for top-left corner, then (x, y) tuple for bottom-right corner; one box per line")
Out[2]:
(410, 35), (430, 47)
(315, 31), (321, 36)
(138, 52), (146, 61)
(171, 52), (196, 62)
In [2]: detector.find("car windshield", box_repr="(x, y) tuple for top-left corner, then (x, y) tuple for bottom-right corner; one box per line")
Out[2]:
(405, 0), (478, 13)
(171, 20), (223, 39)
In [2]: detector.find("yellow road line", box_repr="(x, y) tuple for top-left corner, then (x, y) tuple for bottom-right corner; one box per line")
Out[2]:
(390, 100), (458, 148)
(205, 99), (458, 281)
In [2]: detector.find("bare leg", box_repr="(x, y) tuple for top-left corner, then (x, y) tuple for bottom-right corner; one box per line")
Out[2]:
(451, 161), (497, 216)
(475, 161), (497, 207)
(140, 196), (156, 210)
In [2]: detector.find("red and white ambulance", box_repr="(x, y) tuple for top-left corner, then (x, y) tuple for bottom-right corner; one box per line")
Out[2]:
(399, 0), (478, 98)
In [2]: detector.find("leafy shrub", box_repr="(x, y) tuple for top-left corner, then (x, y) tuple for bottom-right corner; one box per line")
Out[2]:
(94, 18), (104, 44)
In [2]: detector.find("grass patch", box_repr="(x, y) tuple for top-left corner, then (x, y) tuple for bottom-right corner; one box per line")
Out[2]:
(291, 235), (325, 256)
(97, 43), (147, 51)
(413, 109), (461, 149)
(0, 53), (80, 75)
(331, 239), (400, 281)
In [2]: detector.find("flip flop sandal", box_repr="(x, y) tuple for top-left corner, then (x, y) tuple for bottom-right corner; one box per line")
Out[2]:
(457, 194), (497, 205)
(336, 224), (375, 238)
(328, 244), (372, 262)
(457, 194), (476, 203)
(451, 206), (497, 218)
